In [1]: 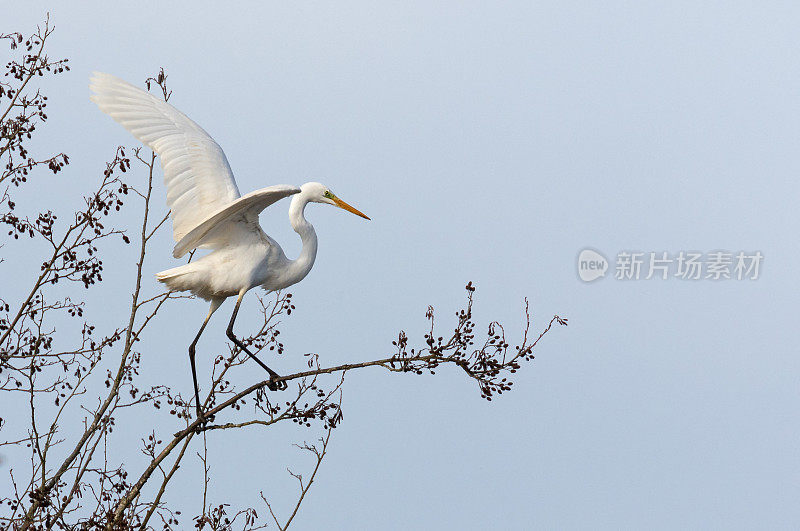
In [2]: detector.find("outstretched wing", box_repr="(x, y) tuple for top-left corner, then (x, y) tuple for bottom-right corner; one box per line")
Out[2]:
(172, 184), (300, 258)
(89, 72), (241, 242)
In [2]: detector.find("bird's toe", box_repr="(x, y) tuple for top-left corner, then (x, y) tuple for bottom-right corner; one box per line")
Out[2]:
(267, 375), (286, 391)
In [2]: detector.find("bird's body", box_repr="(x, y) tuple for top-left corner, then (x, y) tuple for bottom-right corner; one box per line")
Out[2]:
(156, 184), (321, 300)
(89, 72), (368, 421)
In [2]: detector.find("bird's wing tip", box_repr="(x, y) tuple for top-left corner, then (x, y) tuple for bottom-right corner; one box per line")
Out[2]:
(88, 72), (114, 95)
(88, 71), (111, 85)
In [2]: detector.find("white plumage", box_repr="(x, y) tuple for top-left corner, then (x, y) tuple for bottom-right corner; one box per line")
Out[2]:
(90, 72), (369, 420)
(90, 72), (243, 244)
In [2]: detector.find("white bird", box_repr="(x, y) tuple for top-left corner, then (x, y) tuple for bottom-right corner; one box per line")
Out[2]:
(89, 72), (369, 421)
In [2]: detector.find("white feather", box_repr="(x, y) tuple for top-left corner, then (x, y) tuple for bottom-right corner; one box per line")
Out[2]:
(89, 71), (242, 243)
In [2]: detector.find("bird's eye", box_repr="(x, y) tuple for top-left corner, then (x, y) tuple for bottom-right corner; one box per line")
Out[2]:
(324, 190), (333, 198)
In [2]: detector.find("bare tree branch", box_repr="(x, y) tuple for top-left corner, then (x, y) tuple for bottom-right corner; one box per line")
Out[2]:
(0, 18), (567, 530)
(262, 426), (334, 530)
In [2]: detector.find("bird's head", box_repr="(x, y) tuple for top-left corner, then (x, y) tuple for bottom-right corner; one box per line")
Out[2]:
(301, 182), (370, 220)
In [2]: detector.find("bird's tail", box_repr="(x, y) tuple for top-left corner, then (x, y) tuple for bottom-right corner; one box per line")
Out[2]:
(155, 263), (199, 294)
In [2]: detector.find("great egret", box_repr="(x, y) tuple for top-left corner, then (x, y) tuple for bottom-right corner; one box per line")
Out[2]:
(89, 72), (369, 421)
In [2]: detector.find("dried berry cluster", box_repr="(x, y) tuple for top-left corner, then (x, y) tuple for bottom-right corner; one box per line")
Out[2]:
(1, 16), (69, 198)
(389, 282), (568, 400)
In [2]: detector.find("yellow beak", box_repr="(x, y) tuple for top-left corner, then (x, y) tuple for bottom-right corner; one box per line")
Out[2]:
(333, 197), (370, 220)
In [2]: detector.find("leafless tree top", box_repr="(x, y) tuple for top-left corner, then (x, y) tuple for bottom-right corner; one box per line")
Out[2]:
(0, 18), (566, 530)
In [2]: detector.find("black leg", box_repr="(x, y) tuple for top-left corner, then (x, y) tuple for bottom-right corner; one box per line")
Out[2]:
(188, 320), (208, 423)
(188, 298), (223, 424)
(227, 292), (286, 391)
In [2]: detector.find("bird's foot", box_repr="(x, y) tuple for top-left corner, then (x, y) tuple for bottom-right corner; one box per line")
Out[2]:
(267, 372), (287, 391)
(194, 407), (214, 430)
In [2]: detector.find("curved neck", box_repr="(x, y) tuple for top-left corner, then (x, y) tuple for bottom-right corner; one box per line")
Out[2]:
(285, 193), (318, 285)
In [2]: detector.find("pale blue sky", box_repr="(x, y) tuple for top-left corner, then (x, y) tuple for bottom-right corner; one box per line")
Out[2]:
(3, 2), (799, 529)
